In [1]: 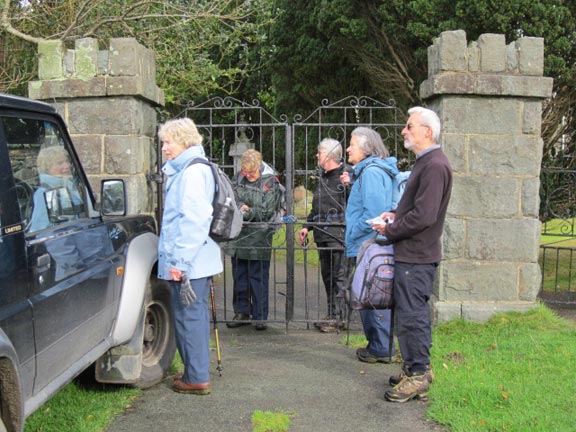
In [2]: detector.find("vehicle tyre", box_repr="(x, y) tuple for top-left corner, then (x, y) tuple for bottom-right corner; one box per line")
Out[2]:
(133, 278), (176, 389)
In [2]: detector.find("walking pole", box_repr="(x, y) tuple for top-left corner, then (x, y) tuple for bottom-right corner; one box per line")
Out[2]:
(209, 279), (223, 376)
(344, 258), (355, 346)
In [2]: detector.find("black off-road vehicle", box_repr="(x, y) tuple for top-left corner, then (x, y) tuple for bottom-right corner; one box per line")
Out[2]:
(0, 93), (175, 432)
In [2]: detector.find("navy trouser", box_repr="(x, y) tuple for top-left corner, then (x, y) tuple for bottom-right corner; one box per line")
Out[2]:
(170, 276), (211, 384)
(394, 262), (438, 374)
(231, 257), (270, 321)
(346, 257), (395, 357)
(359, 309), (395, 357)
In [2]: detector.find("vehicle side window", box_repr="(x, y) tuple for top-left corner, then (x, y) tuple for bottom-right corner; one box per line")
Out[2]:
(4, 117), (88, 233)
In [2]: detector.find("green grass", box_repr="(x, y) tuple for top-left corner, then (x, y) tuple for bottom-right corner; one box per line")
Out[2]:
(251, 409), (295, 432)
(24, 368), (140, 432)
(427, 305), (576, 431)
(539, 247), (575, 291)
(540, 218), (576, 245)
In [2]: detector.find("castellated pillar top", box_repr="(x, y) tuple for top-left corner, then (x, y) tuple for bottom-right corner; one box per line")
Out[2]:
(421, 30), (552, 100)
(29, 37), (164, 106)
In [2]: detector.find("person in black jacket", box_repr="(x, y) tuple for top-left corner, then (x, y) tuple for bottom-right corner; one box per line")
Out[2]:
(298, 138), (352, 332)
(374, 106), (453, 403)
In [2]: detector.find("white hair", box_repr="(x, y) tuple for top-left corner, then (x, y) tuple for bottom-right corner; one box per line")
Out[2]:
(408, 107), (441, 143)
(318, 138), (342, 161)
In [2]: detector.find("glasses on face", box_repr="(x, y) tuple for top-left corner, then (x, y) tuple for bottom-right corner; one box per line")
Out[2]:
(241, 168), (259, 177)
(405, 123), (427, 131)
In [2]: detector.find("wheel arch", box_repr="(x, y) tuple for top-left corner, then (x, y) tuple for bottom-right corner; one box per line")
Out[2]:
(109, 232), (159, 345)
(0, 331), (24, 432)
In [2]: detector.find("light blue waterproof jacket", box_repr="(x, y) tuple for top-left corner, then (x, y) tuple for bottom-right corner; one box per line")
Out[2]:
(345, 155), (398, 257)
(158, 145), (223, 280)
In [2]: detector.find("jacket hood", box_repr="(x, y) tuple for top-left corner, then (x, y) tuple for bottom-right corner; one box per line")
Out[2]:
(354, 155), (399, 177)
(237, 160), (277, 183)
(161, 145), (206, 176)
(261, 161), (277, 176)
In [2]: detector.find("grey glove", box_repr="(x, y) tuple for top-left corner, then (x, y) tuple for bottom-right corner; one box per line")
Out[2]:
(179, 272), (197, 306)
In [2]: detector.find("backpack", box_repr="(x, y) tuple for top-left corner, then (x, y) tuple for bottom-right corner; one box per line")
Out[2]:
(360, 163), (411, 210)
(187, 158), (243, 242)
(270, 181), (287, 232)
(261, 162), (287, 232)
(393, 170), (411, 208)
(349, 236), (394, 310)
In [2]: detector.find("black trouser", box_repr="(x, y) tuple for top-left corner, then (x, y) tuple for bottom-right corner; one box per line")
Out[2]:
(317, 243), (346, 318)
(394, 262), (438, 374)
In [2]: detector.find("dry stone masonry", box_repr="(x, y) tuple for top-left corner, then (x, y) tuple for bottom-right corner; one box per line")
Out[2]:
(423, 30), (553, 322)
(29, 38), (164, 216)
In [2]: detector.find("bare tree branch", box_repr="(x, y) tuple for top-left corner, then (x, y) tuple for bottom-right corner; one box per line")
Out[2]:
(1, 0), (43, 43)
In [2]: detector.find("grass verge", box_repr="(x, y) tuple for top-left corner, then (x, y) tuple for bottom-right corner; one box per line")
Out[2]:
(427, 305), (576, 431)
(24, 367), (140, 432)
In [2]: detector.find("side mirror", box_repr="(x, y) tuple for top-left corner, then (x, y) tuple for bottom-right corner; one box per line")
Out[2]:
(45, 187), (75, 222)
(101, 179), (126, 216)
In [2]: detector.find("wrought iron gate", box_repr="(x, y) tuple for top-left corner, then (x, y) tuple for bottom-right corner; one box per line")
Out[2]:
(539, 168), (576, 306)
(169, 96), (405, 328)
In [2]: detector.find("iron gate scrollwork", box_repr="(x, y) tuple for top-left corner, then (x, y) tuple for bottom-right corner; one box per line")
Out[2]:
(290, 96), (406, 327)
(168, 96), (406, 328)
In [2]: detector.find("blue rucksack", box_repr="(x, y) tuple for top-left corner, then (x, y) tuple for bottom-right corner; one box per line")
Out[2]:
(393, 170), (411, 209)
(360, 163), (411, 210)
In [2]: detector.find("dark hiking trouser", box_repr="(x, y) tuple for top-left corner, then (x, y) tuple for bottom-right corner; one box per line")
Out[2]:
(231, 257), (270, 321)
(394, 262), (438, 374)
(318, 243), (346, 318)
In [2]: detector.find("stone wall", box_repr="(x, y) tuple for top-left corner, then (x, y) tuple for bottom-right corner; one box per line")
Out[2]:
(421, 30), (553, 322)
(28, 38), (164, 216)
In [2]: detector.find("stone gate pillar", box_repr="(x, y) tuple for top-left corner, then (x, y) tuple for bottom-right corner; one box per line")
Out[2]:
(421, 30), (553, 322)
(28, 38), (164, 216)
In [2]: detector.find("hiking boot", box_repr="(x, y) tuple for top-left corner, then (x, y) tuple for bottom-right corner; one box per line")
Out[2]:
(254, 321), (268, 331)
(389, 364), (434, 386)
(172, 378), (211, 395)
(356, 347), (392, 364)
(313, 315), (335, 329)
(385, 372), (429, 403)
(319, 321), (346, 333)
(226, 313), (251, 328)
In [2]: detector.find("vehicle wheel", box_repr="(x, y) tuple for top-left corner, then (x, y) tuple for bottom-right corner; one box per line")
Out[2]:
(134, 278), (176, 389)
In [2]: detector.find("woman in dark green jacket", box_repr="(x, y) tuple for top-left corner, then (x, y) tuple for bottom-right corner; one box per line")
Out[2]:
(224, 149), (281, 331)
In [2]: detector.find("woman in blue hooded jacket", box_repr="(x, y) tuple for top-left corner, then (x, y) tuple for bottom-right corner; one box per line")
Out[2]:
(157, 118), (223, 395)
(341, 127), (398, 364)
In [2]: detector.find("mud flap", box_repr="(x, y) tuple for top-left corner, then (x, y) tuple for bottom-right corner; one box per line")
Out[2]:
(95, 306), (145, 384)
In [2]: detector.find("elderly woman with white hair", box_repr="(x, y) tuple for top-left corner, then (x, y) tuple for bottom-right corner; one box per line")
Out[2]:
(157, 118), (223, 395)
(298, 138), (353, 332)
(340, 127), (399, 363)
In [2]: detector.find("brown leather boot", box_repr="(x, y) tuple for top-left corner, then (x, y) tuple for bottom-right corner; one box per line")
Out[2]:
(172, 378), (211, 395)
